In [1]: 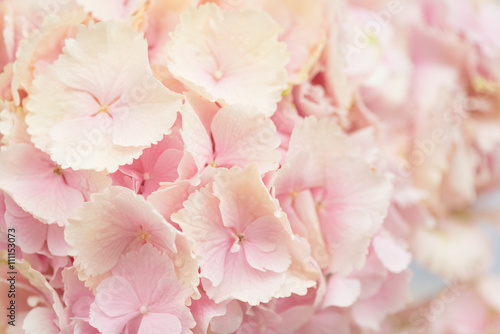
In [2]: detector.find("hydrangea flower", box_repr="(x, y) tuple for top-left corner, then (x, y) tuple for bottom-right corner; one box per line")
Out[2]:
(172, 164), (318, 305)
(26, 21), (183, 172)
(90, 244), (195, 334)
(167, 3), (289, 116)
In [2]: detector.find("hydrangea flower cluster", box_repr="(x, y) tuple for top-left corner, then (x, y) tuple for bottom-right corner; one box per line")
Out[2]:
(1, 0), (500, 333)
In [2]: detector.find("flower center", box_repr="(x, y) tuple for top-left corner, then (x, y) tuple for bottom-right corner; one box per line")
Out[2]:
(230, 233), (245, 253)
(212, 69), (223, 81)
(90, 95), (119, 117)
(139, 305), (148, 314)
(143, 172), (151, 181)
(53, 165), (62, 175)
(138, 230), (149, 241)
(91, 104), (113, 117)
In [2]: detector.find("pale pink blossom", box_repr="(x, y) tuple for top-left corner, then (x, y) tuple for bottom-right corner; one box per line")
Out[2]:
(167, 3), (289, 116)
(172, 164), (318, 305)
(89, 244), (195, 334)
(2, 0), (500, 332)
(65, 186), (198, 292)
(25, 21), (183, 172)
(274, 117), (393, 274)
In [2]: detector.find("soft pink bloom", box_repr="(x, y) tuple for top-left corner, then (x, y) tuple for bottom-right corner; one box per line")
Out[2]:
(25, 21), (183, 172)
(167, 3), (289, 116)
(172, 164), (318, 305)
(274, 117), (393, 274)
(3, 0), (500, 332)
(90, 244), (195, 334)
(65, 186), (198, 292)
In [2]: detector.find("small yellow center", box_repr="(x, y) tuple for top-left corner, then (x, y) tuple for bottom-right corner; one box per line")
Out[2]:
(213, 69), (223, 81)
(53, 165), (62, 175)
(290, 189), (299, 198)
(92, 104), (113, 117)
(138, 231), (149, 241)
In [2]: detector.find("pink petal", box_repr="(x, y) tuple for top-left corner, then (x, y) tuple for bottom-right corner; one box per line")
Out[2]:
(66, 187), (177, 277)
(372, 232), (411, 273)
(211, 104), (281, 174)
(180, 92), (214, 171)
(4, 194), (47, 254)
(172, 185), (232, 287)
(167, 4), (289, 116)
(322, 274), (361, 308)
(213, 164), (282, 231)
(47, 224), (70, 257)
(351, 271), (411, 331)
(138, 313), (182, 334)
(243, 215), (291, 273)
